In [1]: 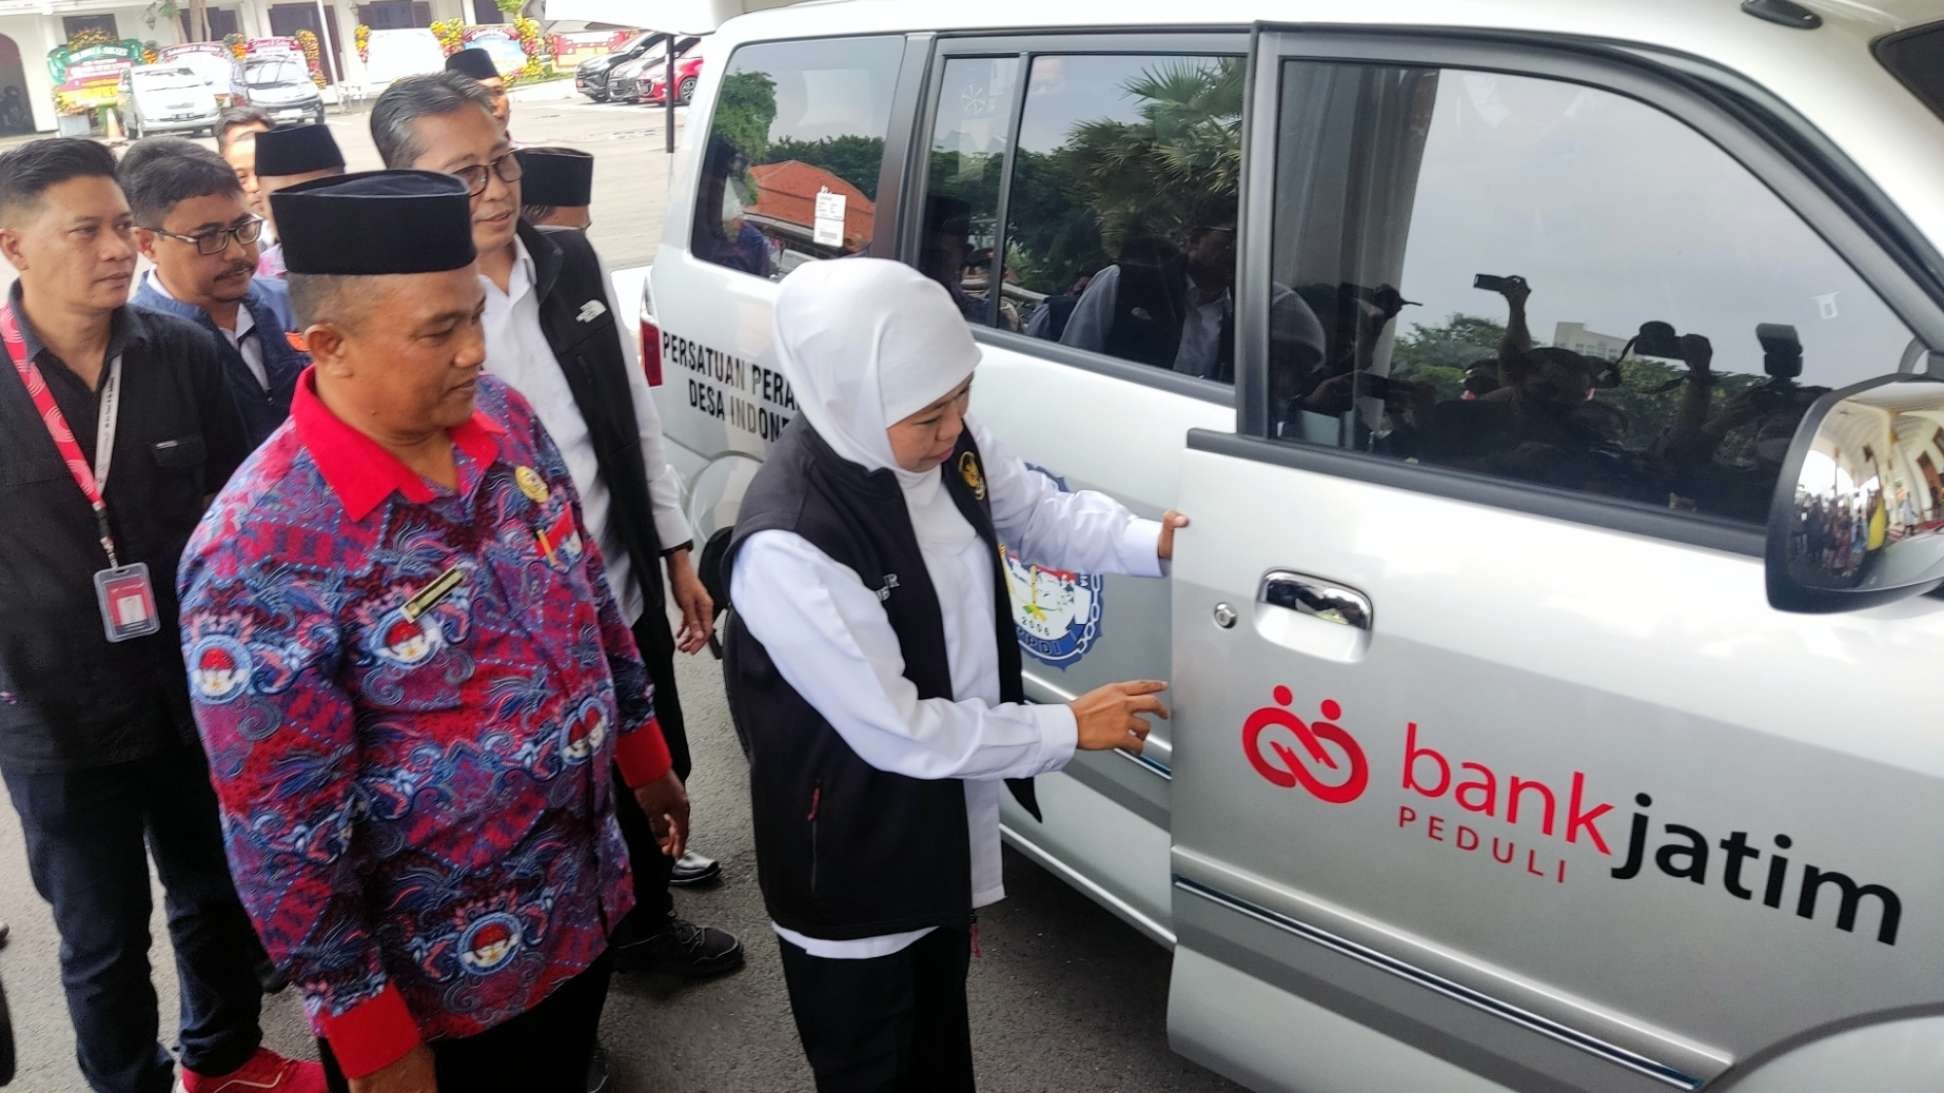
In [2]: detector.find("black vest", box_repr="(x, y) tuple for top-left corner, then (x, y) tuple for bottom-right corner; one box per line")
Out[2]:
(722, 421), (1038, 939)
(525, 223), (674, 655)
(1103, 255), (1235, 382)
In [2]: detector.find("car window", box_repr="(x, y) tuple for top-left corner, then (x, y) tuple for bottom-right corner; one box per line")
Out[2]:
(244, 61), (302, 86)
(1262, 61), (1916, 526)
(918, 51), (1247, 369)
(689, 36), (903, 280)
(1878, 22), (1944, 120)
(135, 69), (202, 90)
(916, 56), (1023, 326)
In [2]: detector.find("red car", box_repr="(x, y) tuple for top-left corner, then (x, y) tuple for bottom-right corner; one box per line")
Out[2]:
(610, 38), (702, 105)
(641, 52), (704, 105)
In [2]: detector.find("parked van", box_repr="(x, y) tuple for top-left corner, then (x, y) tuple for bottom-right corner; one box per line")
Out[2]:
(229, 56), (324, 125)
(118, 64), (221, 138)
(645, 2), (1944, 1090)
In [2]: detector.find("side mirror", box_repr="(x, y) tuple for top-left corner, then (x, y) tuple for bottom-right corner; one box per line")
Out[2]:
(1767, 374), (1944, 612)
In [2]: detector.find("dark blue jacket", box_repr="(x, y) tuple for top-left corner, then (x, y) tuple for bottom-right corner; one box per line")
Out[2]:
(132, 273), (306, 448)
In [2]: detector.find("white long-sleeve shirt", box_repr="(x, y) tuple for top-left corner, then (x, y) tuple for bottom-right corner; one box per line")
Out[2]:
(482, 236), (692, 624)
(731, 422), (1163, 958)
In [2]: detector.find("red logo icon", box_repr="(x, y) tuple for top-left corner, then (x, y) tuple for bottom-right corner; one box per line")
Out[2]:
(1243, 686), (1369, 805)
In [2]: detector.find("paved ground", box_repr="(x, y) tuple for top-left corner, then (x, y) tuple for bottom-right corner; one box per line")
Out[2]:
(0, 81), (1246, 1092)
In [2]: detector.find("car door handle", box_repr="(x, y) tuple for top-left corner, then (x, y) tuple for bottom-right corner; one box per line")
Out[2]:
(1258, 571), (1373, 631)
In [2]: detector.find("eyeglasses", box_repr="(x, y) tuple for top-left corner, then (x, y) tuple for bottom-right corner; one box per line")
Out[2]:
(452, 152), (523, 198)
(148, 217), (265, 255)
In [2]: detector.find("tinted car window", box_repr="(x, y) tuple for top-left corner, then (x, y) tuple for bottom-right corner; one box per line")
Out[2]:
(690, 36), (903, 280)
(1264, 61), (1915, 525)
(917, 56), (1023, 326)
(1004, 53), (1259, 380)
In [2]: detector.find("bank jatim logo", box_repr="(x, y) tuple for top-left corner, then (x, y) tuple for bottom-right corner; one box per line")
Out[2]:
(1238, 686), (1904, 946)
(1243, 686), (1369, 805)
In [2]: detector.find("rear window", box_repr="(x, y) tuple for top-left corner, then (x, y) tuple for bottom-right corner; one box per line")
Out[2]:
(1878, 22), (1944, 119)
(689, 36), (904, 280)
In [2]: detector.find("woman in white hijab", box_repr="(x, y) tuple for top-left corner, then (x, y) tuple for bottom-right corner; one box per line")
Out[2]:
(723, 259), (1185, 1091)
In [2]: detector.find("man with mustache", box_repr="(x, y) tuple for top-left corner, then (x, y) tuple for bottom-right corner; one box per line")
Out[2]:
(370, 73), (743, 988)
(0, 137), (318, 1093)
(125, 139), (306, 447)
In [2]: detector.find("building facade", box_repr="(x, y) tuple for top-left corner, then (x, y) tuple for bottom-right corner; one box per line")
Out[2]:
(0, 0), (470, 132)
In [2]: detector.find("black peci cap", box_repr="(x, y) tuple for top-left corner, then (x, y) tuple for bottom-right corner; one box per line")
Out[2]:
(271, 170), (476, 275)
(445, 47), (500, 82)
(516, 148), (593, 208)
(254, 123), (345, 178)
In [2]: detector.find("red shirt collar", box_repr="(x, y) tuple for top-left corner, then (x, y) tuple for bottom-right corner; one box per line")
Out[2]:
(291, 368), (506, 522)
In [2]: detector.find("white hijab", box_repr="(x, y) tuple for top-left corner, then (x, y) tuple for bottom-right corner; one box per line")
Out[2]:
(773, 259), (983, 548)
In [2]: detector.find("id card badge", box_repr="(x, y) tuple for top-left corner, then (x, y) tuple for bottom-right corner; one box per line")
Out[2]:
(94, 563), (161, 643)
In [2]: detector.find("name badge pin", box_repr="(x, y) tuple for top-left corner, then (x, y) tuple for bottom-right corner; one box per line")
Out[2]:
(515, 465), (549, 503)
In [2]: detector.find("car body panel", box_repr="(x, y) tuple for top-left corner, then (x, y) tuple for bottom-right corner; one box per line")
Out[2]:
(646, 2), (1944, 1088)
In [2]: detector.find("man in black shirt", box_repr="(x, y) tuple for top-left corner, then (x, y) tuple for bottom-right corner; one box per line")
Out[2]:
(0, 139), (322, 1093)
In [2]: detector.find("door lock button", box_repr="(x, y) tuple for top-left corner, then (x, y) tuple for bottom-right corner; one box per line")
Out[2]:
(1212, 602), (1237, 629)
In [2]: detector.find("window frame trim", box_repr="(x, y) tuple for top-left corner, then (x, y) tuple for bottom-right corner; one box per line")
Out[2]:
(1235, 26), (1944, 554)
(901, 30), (1251, 405)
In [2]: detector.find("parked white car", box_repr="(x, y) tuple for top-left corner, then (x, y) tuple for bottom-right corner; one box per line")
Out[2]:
(646, 2), (1944, 1090)
(118, 65), (221, 139)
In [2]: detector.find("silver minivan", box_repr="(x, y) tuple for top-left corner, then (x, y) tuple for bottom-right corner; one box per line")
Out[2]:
(643, 2), (1944, 1089)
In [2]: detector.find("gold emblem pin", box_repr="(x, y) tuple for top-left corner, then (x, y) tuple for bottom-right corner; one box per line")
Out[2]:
(958, 451), (986, 501)
(515, 466), (549, 503)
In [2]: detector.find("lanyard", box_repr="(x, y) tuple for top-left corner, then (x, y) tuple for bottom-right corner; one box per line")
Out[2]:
(0, 303), (125, 567)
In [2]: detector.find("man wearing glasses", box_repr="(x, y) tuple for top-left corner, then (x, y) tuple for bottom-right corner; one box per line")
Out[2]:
(125, 138), (306, 447)
(0, 137), (321, 1093)
(371, 74), (744, 1005)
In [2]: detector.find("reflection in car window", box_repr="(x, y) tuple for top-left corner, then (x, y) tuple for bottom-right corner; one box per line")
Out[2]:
(1266, 62), (1915, 525)
(689, 37), (903, 281)
(918, 56), (1022, 327)
(990, 52), (1311, 385)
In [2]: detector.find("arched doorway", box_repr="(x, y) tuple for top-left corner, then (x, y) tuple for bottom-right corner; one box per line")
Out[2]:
(0, 35), (28, 133)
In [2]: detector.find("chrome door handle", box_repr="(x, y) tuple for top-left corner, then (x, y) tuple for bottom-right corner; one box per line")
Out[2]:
(1258, 571), (1372, 631)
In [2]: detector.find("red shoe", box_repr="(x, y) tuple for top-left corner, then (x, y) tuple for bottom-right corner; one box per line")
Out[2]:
(177, 1048), (327, 1093)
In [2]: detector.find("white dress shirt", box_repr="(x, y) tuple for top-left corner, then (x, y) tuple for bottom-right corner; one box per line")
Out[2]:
(145, 272), (267, 389)
(480, 237), (693, 623)
(732, 422), (1164, 959)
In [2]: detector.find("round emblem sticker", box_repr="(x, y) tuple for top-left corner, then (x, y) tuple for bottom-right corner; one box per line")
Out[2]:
(1000, 465), (1104, 668)
(188, 635), (252, 704)
(456, 912), (524, 975)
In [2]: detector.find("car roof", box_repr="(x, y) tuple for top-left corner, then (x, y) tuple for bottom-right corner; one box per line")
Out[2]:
(714, 0), (1944, 298)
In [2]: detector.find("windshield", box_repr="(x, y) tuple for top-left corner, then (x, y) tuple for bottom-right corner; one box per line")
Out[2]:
(1878, 22), (1944, 119)
(243, 61), (304, 87)
(135, 69), (203, 90)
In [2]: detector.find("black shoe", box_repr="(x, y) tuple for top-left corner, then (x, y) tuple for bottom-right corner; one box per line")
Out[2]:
(613, 916), (744, 978)
(0, 919), (8, 950)
(668, 850), (722, 888)
(585, 1043), (611, 1093)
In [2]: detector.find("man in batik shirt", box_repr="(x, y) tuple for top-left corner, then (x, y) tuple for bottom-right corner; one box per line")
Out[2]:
(178, 169), (689, 1093)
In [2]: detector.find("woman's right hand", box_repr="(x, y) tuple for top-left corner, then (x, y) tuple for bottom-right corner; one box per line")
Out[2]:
(1069, 680), (1169, 754)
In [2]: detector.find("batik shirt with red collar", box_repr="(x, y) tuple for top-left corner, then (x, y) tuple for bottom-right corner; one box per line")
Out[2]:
(178, 370), (669, 1076)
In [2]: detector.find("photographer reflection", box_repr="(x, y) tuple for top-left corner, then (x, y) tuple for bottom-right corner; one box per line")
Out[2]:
(1654, 322), (1827, 520)
(1063, 217), (1324, 384)
(1024, 272), (1093, 342)
(1276, 282), (1431, 447)
(1426, 344), (1625, 488)
(698, 134), (772, 278)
